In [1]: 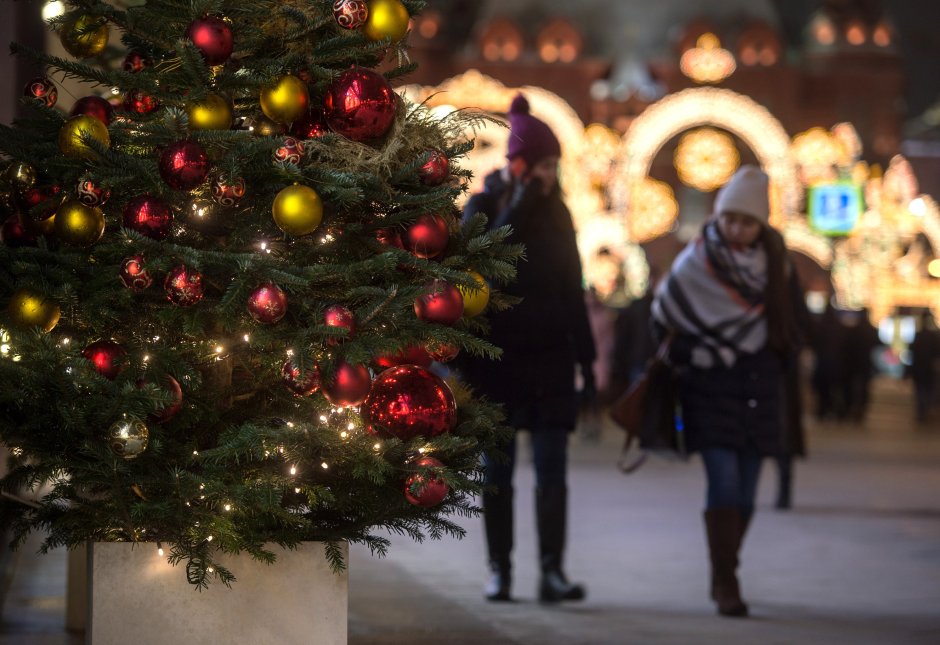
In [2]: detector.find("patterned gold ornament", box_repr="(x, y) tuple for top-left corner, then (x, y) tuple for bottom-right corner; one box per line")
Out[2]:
(59, 115), (110, 159)
(363, 0), (410, 42)
(457, 270), (490, 317)
(60, 14), (110, 59)
(272, 184), (323, 236)
(7, 288), (60, 332)
(186, 93), (233, 131)
(4, 161), (37, 193)
(54, 199), (105, 247)
(260, 75), (309, 124)
(108, 418), (149, 459)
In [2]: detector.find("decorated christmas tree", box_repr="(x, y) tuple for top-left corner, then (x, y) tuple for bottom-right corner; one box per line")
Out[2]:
(0, 0), (519, 588)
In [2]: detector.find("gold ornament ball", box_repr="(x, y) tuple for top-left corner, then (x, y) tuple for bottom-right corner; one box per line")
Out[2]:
(60, 14), (110, 58)
(54, 199), (105, 247)
(272, 184), (323, 236)
(250, 115), (285, 137)
(7, 288), (60, 333)
(363, 0), (410, 42)
(108, 418), (150, 459)
(186, 93), (233, 131)
(260, 75), (309, 124)
(59, 115), (110, 160)
(4, 161), (37, 193)
(458, 270), (490, 317)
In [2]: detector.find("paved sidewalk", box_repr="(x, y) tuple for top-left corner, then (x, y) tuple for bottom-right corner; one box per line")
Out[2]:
(3, 378), (940, 644)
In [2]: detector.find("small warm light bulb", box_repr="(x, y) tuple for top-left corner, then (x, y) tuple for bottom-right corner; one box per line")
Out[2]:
(321, 462), (329, 470)
(157, 545), (165, 557)
(215, 345), (224, 354)
(286, 349), (295, 357)
(61, 337), (70, 345)
(340, 431), (349, 439)
(207, 566), (214, 573)
(290, 465), (297, 476)
(42, 1), (65, 21)
(418, 447), (426, 454)
(294, 487), (301, 494)
(206, 535), (214, 542)
(319, 415), (328, 423)
(224, 504), (232, 512)
(373, 443), (382, 451)
(143, 354), (150, 362)
(243, 334), (250, 342)
(347, 422), (355, 430)
(287, 421), (295, 428)
(193, 450), (199, 456)
(199, 484), (205, 490)
(910, 197), (927, 217)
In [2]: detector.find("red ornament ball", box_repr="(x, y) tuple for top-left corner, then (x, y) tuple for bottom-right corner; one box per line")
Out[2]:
(159, 140), (209, 190)
(405, 213), (449, 259)
(18, 184), (63, 221)
(164, 265), (204, 307)
(374, 345), (433, 370)
(123, 89), (159, 115)
(404, 456), (450, 508)
(119, 255), (153, 291)
(426, 340), (460, 363)
(363, 365), (457, 440)
(324, 304), (356, 344)
(323, 68), (397, 142)
(281, 358), (320, 396)
(82, 340), (127, 380)
(290, 108), (329, 140)
(322, 361), (371, 407)
(70, 96), (113, 125)
(419, 150), (450, 186)
(210, 173), (246, 207)
(375, 227), (404, 249)
(123, 195), (173, 240)
(122, 50), (151, 73)
(76, 176), (110, 207)
(186, 16), (233, 66)
(24, 77), (57, 108)
(274, 137), (305, 165)
(247, 283), (288, 324)
(333, 0), (369, 29)
(1, 215), (37, 248)
(414, 280), (464, 326)
(139, 375), (183, 424)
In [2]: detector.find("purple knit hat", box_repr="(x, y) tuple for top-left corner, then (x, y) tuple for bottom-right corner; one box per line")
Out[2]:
(506, 94), (561, 168)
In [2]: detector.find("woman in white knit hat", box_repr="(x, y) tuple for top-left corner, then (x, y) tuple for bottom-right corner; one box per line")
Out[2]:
(652, 165), (806, 617)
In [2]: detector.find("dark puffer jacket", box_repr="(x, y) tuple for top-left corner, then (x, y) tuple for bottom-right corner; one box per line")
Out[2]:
(458, 170), (596, 430)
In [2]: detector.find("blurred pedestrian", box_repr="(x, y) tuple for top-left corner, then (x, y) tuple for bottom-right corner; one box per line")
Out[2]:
(909, 311), (940, 424)
(460, 94), (596, 603)
(840, 309), (881, 424)
(652, 165), (805, 617)
(809, 302), (847, 420)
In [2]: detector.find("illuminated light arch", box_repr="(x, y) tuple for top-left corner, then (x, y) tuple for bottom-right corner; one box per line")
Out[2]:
(613, 87), (804, 234)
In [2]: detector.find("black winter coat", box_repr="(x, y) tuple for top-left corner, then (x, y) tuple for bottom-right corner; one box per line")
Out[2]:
(458, 170), (596, 429)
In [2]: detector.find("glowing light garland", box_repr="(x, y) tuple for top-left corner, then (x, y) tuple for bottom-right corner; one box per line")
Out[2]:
(674, 127), (740, 192)
(679, 33), (736, 84)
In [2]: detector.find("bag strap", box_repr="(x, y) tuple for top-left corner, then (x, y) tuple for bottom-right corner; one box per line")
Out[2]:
(617, 333), (674, 475)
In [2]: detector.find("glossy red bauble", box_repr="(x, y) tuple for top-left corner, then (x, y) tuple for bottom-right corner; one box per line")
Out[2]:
(123, 89), (160, 115)
(140, 375), (183, 423)
(414, 280), (464, 326)
(404, 456), (450, 508)
(375, 227), (404, 249)
(186, 16), (233, 66)
(324, 304), (356, 344)
(281, 358), (320, 396)
(76, 176), (110, 207)
(405, 213), (449, 259)
(122, 50), (151, 73)
(363, 365), (457, 440)
(374, 345), (433, 370)
(82, 340), (127, 380)
(123, 195), (173, 240)
(274, 137), (305, 165)
(426, 340), (460, 363)
(24, 77), (57, 108)
(17, 185), (63, 221)
(1, 215), (37, 247)
(418, 150), (450, 186)
(69, 96), (114, 125)
(119, 255), (153, 291)
(323, 68), (396, 142)
(333, 0), (369, 29)
(210, 173), (246, 207)
(164, 265), (204, 307)
(159, 140), (209, 191)
(321, 361), (371, 407)
(290, 108), (328, 140)
(247, 283), (288, 324)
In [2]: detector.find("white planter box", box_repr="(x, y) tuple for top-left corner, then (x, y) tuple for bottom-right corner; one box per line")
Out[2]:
(87, 542), (347, 645)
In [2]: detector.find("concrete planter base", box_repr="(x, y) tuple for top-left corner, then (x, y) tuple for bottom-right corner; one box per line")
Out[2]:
(87, 542), (347, 645)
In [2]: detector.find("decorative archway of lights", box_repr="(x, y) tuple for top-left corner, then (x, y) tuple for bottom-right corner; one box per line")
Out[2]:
(612, 87), (831, 268)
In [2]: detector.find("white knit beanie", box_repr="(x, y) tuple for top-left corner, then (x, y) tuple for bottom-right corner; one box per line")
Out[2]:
(713, 165), (770, 223)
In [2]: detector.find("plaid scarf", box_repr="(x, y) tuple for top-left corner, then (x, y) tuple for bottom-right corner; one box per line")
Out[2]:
(652, 222), (768, 368)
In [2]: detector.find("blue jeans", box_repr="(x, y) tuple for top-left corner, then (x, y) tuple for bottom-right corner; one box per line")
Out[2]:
(700, 446), (763, 512)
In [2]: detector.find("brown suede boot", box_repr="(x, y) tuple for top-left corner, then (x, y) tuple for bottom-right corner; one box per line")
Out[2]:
(704, 508), (749, 617)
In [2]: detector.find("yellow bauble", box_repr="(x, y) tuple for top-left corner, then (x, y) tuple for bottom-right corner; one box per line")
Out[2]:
(272, 185), (323, 236)
(186, 93), (233, 131)
(54, 199), (105, 247)
(4, 161), (37, 193)
(59, 115), (110, 159)
(363, 0), (410, 42)
(458, 270), (490, 317)
(7, 288), (60, 333)
(260, 75), (309, 124)
(251, 115), (285, 137)
(108, 418), (149, 459)
(60, 14), (110, 58)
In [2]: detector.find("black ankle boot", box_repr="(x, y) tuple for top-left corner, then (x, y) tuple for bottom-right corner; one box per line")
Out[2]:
(539, 569), (586, 602)
(483, 487), (513, 602)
